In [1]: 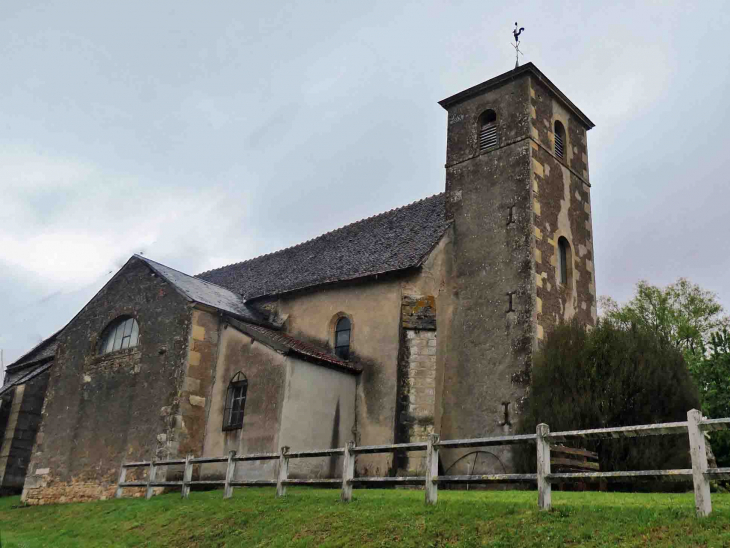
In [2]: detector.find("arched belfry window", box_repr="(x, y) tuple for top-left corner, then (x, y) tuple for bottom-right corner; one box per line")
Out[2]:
(334, 317), (351, 360)
(479, 109), (498, 151)
(554, 121), (566, 159)
(223, 372), (247, 431)
(558, 236), (571, 285)
(99, 317), (139, 355)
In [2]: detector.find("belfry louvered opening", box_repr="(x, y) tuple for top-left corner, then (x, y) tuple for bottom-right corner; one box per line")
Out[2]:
(554, 121), (566, 159)
(479, 110), (498, 151)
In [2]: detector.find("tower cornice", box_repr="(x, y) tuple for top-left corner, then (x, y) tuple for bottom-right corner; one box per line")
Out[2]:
(438, 62), (595, 130)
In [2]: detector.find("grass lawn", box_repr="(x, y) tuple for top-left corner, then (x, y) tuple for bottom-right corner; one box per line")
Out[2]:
(1, 488), (730, 547)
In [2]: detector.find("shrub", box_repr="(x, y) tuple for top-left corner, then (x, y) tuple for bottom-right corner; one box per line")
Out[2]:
(516, 320), (700, 475)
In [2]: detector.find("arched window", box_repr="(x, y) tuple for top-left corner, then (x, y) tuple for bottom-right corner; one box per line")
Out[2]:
(558, 236), (571, 285)
(334, 317), (351, 360)
(479, 110), (498, 151)
(99, 317), (139, 355)
(223, 372), (247, 431)
(554, 121), (566, 159)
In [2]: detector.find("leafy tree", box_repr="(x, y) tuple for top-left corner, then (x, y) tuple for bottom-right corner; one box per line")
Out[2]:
(691, 329), (730, 467)
(599, 278), (728, 357)
(516, 320), (700, 475)
(600, 278), (730, 464)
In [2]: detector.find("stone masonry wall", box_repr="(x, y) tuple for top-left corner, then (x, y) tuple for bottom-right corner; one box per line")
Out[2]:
(440, 73), (534, 474)
(0, 370), (50, 494)
(528, 75), (596, 340)
(396, 295), (437, 474)
(22, 257), (192, 505)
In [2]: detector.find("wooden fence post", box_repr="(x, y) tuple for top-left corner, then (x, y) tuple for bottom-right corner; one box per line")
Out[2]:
(276, 446), (290, 498)
(425, 433), (439, 505)
(688, 409), (712, 517)
(182, 454), (193, 499)
(115, 462), (127, 499)
(536, 423), (551, 511)
(224, 450), (237, 499)
(341, 441), (355, 502)
(145, 460), (157, 500)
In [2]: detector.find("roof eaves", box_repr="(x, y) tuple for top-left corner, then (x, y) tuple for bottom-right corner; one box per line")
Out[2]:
(1, 361), (53, 397)
(438, 62), (595, 130)
(6, 331), (60, 370)
(226, 317), (361, 374)
(244, 264), (422, 302)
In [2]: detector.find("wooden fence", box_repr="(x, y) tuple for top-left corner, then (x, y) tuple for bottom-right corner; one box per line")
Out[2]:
(116, 409), (730, 517)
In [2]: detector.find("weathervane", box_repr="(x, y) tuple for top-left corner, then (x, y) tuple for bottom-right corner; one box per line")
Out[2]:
(512, 22), (525, 68)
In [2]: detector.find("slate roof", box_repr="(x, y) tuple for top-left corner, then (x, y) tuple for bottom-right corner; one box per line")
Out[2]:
(5, 332), (59, 373)
(227, 318), (360, 374)
(2, 332), (59, 396)
(0, 362), (53, 397)
(197, 193), (450, 300)
(137, 256), (268, 325)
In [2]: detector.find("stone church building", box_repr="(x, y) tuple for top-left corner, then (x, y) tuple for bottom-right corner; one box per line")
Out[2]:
(0, 63), (596, 504)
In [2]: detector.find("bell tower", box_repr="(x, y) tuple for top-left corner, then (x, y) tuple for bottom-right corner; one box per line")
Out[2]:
(438, 63), (596, 473)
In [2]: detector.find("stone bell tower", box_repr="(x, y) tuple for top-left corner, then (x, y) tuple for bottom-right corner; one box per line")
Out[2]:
(437, 63), (596, 473)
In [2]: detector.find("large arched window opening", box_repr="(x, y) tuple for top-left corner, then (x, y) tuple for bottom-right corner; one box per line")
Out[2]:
(557, 236), (571, 285)
(99, 317), (139, 355)
(554, 120), (566, 159)
(478, 109), (498, 151)
(223, 372), (247, 431)
(334, 317), (352, 360)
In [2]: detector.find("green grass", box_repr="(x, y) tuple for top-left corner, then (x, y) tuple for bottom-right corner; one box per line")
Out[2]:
(2, 488), (730, 547)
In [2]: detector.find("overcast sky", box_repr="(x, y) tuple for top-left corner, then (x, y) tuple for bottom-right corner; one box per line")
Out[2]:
(2, 0), (729, 367)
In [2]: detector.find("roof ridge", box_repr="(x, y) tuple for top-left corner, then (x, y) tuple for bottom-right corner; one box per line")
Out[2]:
(196, 192), (445, 278)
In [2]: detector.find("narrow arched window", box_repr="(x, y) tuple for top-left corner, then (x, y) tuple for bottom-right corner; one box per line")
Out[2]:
(479, 110), (498, 151)
(554, 121), (566, 159)
(334, 317), (351, 360)
(558, 236), (570, 285)
(99, 317), (139, 355)
(223, 372), (247, 431)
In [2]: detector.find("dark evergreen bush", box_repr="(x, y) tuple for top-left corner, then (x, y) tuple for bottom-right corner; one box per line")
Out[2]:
(516, 320), (700, 475)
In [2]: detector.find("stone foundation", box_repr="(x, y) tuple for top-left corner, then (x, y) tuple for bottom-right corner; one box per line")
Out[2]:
(21, 472), (121, 505)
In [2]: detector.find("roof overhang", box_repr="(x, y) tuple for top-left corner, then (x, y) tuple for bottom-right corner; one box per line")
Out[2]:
(225, 317), (362, 375)
(439, 62), (595, 130)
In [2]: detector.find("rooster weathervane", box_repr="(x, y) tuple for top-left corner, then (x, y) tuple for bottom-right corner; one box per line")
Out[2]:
(512, 22), (525, 68)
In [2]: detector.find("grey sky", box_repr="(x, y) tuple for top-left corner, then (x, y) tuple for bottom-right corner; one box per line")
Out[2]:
(2, 0), (729, 366)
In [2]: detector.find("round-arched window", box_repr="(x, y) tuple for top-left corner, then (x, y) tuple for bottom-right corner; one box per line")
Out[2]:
(334, 317), (351, 360)
(557, 236), (571, 285)
(99, 317), (139, 355)
(479, 109), (498, 151)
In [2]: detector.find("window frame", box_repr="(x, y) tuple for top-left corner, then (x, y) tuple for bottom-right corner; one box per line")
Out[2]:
(334, 317), (352, 361)
(99, 316), (140, 355)
(557, 236), (571, 286)
(223, 372), (248, 431)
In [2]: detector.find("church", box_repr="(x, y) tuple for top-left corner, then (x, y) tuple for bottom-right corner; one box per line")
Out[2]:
(0, 62), (596, 504)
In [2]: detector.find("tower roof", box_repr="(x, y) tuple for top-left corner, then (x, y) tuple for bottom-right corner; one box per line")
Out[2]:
(439, 62), (595, 130)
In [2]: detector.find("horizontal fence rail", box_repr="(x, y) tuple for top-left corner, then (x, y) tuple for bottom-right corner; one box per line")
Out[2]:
(116, 409), (730, 517)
